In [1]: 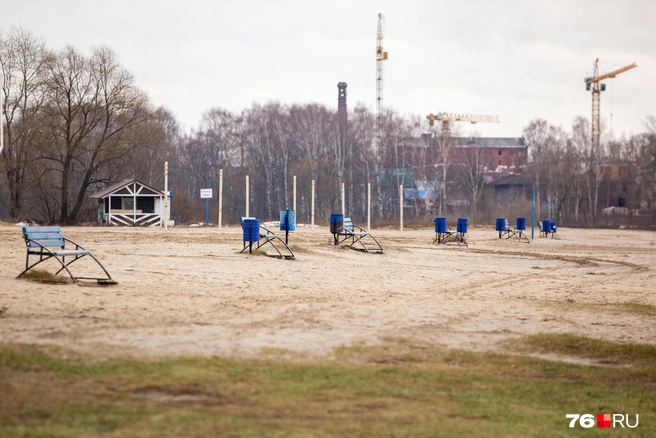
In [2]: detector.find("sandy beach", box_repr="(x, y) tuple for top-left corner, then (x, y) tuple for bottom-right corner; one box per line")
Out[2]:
(1, 224), (654, 360)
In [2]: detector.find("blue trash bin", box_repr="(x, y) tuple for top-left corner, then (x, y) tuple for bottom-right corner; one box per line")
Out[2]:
(516, 217), (526, 231)
(542, 220), (551, 233)
(280, 210), (296, 231)
(457, 218), (468, 233)
(495, 218), (507, 232)
(330, 213), (344, 234)
(242, 218), (260, 243)
(435, 217), (447, 233)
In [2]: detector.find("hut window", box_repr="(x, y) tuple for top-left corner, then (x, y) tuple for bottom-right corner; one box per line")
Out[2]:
(110, 197), (121, 210)
(137, 197), (155, 213)
(123, 198), (135, 210)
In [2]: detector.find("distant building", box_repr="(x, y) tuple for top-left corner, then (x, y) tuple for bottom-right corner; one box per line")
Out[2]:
(395, 135), (529, 213)
(89, 179), (170, 226)
(451, 137), (526, 172)
(490, 173), (532, 202)
(398, 136), (527, 175)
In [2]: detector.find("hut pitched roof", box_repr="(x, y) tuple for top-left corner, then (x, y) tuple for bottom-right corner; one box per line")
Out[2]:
(89, 179), (164, 199)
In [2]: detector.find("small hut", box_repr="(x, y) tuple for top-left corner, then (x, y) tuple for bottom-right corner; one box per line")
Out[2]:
(89, 179), (170, 226)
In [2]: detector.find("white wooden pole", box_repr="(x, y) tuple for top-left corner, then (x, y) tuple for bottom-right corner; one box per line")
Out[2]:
(367, 182), (371, 231)
(293, 175), (297, 211)
(246, 174), (250, 217)
(311, 179), (315, 231)
(341, 182), (345, 215)
(164, 161), (169, 229)
(133, 183), (137, 223)
(399, 184), (404, 232)
(218, 169), (223, 228)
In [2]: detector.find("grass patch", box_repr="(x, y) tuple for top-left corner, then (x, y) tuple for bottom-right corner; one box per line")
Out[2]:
(1, 339), (655, 437)
(19, 269), (72, 284)
(542, 299), (656, 317)
(506, 333), (656, 366)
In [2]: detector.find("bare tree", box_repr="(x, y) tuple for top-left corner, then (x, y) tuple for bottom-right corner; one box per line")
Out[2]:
(646, 115), (656, 134)
(455, 133), (487, 222)
(347, 103), (375, 221)
(42, 45), (151, 223)
(571, 116), (608, 223)
(119, 106), (179, 185)
(0, 27), (50, 218)
(523, 119), (551, 219)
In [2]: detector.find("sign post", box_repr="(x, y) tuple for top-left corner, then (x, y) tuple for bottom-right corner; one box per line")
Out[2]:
(218, 169), (223, 228)
(531, 185), (535, 239)
(164, 162), (169, 229)
(293, 175), (297, 212)
(200, 188), (213, 225)
(399, 184), (404, 232)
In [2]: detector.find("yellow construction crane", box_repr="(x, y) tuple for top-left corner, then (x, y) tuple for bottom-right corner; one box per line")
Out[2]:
(585, 59), (637, 157)
(427, 112), (499, 136)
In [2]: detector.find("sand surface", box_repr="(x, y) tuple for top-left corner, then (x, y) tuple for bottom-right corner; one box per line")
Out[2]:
(1, 223), (654, 359)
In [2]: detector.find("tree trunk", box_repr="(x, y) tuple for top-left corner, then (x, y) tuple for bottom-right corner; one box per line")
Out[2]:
(59, 159), (71, 223)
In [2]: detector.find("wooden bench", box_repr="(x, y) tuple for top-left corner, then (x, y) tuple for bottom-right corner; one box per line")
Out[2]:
(17, 226), (117, 284)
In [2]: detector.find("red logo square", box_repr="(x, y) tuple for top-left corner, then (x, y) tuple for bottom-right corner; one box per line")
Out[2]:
(597, 413), (611, 428)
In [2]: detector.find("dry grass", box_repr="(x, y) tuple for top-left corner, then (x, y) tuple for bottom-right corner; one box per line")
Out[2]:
(541, 299), (656, 317)
(1, 336), (655, 437)
(506, 333), (656, 366)
(19, 269), (72, 284)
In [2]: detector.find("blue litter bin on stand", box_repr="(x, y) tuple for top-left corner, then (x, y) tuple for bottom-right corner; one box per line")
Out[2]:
(242, 218), (260, 253)
(280, 209), (296, 244)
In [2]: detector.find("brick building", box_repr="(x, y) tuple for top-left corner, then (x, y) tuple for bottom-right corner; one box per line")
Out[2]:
(399, 136), (527, 173)
(450, 137), (527, 171)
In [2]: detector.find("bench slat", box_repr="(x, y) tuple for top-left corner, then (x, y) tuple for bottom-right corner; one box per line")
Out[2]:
(23, 227), (65, 248)
(23, 226), (61, 233)
(24, 232), (63, 240)
(27, 240), (64, 248)
(50, 249), (89, 256)
(343, 218), (355, 231)
(27, 248), (89, 256)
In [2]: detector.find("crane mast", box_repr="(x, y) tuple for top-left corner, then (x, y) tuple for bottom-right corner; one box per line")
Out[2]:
(376, 13), (388, 129)
(584, 59), (637, 159)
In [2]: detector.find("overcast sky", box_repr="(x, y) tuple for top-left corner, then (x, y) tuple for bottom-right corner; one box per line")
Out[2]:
(3, 0), (655, 138)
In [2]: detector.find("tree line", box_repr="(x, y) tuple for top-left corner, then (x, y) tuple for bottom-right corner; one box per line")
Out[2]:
(523, 116), (656, 228)
(2, 27), (656, 228)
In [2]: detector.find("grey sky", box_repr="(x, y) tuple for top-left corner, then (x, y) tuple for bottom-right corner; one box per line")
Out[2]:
(3, 0), (655, 138)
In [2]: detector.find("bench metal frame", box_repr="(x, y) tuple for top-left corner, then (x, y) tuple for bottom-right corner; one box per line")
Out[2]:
(240, 219), (294, 259)
(17, 226), (115, 284)
(538, 221), (560, 239)
(433, 228), (468, 247)
(504, 219), (530, 243)
(508, 228), (530, 243)
(497, 219), (513, 239)
(331, 217), (383, 253)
